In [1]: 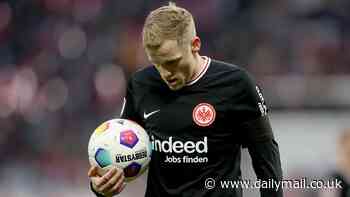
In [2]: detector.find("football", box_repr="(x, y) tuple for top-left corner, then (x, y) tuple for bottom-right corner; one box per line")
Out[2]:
(88, 119), (151, 182)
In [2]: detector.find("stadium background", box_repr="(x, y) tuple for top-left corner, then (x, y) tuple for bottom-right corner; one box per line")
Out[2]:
(0, 0), (349, 196)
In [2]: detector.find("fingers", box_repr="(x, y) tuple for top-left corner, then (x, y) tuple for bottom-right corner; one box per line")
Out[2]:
(88, 166), (99, 177)
(91, 167), (126, 196)
(100, 168), (124, 193)
(117, 182), (127, 194)
(95, 168), (117, 188)
(111, 177), (126, 195)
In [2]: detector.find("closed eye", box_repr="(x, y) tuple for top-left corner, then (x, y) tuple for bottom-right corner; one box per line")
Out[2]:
(164, 57), (181, 66)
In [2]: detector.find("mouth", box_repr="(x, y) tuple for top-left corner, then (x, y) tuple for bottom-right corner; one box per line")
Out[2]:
(167, 78), (177, 85)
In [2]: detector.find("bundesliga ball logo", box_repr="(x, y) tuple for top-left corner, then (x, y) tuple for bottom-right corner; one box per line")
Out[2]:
(88, 119), (152, 182)
(192, 103), (216, 127)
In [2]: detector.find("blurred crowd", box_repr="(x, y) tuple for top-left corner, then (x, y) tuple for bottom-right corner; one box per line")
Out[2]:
(0, 0), (349, 196)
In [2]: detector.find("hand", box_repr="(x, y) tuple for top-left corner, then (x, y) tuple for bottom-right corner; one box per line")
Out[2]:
(88, 166), (126, 197)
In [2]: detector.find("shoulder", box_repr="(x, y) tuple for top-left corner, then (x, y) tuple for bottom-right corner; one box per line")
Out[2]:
(211, 59), (252, 77)
(208, 59), (256, 89)
(210, 59), (241, 71)
(128, 65), (163, 88)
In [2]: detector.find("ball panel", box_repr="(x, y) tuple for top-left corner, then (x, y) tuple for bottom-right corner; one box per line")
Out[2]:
(94, 122), (110, 136)
(95, 148), (112, 168)
(124, 162), (141, 178)
(120, 130), (139, 148)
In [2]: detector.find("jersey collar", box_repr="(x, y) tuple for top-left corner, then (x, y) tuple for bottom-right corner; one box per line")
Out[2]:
(186, 56), (211, 86)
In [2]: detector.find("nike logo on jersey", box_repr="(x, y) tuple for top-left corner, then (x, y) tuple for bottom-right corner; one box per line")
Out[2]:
(143, 109), (160, 119)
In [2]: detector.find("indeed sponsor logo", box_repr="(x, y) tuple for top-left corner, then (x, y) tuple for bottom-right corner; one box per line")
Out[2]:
(150, 135), (208, 154)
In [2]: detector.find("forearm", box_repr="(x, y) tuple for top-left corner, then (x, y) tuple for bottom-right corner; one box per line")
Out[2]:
(247, 139), (283, 197)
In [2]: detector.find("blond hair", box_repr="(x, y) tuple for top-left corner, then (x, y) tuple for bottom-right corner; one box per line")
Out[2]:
(142, 2), (196, 48)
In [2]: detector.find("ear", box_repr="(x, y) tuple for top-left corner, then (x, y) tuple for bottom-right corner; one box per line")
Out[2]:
(191, 36), (201, 53)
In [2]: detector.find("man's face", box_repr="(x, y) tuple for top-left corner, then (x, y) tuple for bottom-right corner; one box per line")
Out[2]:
(146, 39), (193, 91)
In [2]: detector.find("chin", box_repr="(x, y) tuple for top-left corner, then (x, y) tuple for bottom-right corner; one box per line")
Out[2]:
(168, 85), (182, 91)
(168, 83), (184, 91)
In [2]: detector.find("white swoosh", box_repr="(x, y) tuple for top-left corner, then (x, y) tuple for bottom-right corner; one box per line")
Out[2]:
(143, 110), (160, 119)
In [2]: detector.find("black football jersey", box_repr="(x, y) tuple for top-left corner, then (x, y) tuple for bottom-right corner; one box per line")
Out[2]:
(119, 57), (283, 197)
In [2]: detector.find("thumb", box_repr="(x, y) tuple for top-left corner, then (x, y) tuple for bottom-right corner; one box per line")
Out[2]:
(88, 166), (99, 177)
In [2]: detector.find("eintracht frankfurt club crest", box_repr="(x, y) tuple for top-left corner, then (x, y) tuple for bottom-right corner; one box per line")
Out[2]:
(192, 103), (216, 127)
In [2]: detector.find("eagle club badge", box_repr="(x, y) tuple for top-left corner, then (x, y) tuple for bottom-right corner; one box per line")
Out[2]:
(192, 103), (216, 127)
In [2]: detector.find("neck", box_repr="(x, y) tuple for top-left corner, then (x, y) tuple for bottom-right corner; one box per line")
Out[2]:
(188, 54), (205, 82)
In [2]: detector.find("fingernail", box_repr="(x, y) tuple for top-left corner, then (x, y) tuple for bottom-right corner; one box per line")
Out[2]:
(107, 168), (116, 176)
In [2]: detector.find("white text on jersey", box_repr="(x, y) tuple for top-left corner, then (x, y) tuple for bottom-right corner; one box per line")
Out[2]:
(150, 135), (208, 154)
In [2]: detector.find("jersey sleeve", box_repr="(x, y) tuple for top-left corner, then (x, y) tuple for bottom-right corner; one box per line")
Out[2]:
(247, 139), (283, 197)
(237, 70), (273, 144)
(237, 70), (283, 197)
(120, 78), (142, 125)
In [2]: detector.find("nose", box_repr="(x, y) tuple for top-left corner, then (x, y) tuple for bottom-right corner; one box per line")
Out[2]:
(161, 68), (173, 79)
